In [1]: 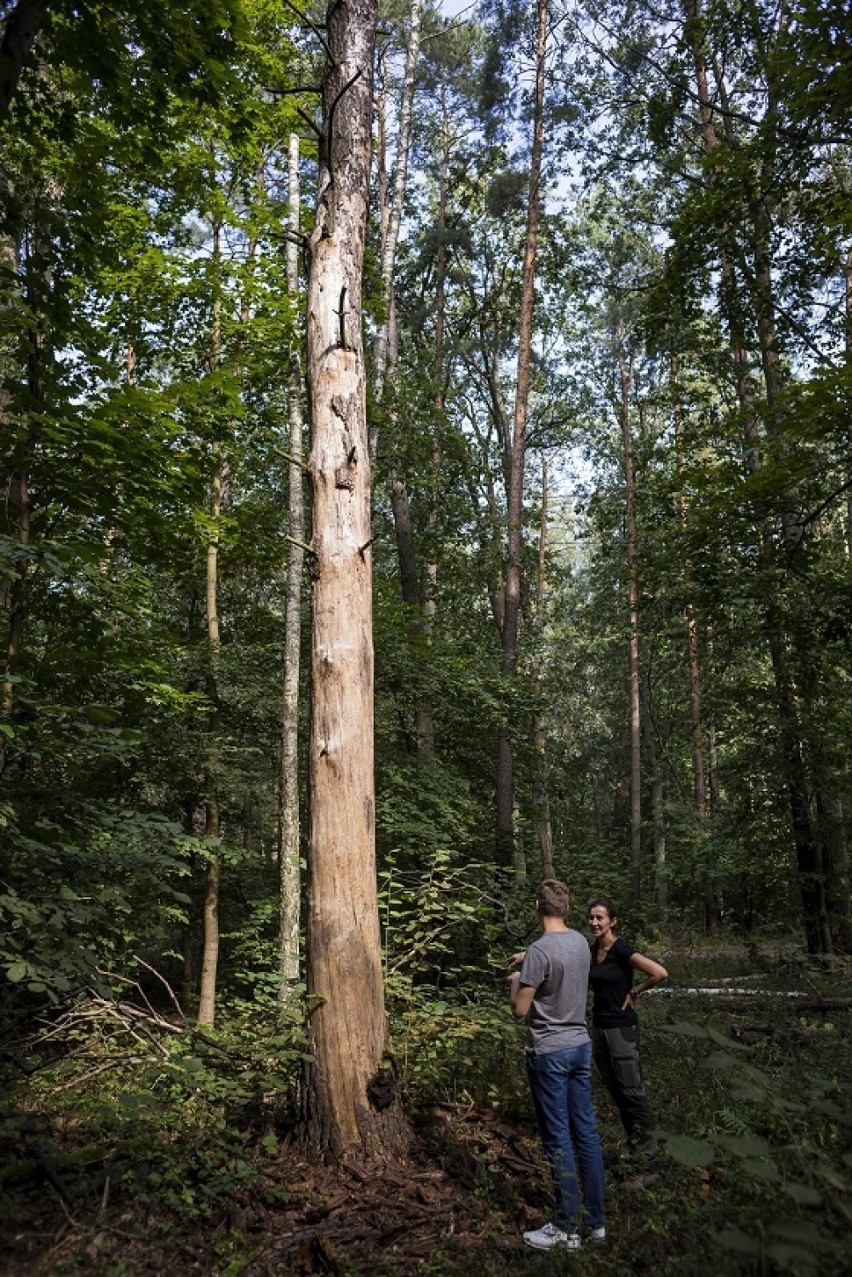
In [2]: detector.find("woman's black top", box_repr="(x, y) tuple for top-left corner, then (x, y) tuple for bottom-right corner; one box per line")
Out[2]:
(588, 937), (638, 1028)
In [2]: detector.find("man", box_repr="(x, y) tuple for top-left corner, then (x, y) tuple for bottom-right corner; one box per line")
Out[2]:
(509, 878), (606, 1251)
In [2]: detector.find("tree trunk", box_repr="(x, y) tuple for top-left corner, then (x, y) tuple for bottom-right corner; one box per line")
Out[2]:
(641, 654), (666, 920)
(197, 222), (224, 1029)
(616, 327), (642, 910)
(279, 133), (305, 1000)
(671, 350), (714, 927)
(304, 0), (408, 1159)
(373, 0), (433, 758)
(496, 0), (548, 875)
(530, 454), (554, 878)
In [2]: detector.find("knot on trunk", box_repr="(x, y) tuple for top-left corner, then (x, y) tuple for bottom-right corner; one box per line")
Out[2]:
(366, 1066), (396, 1111)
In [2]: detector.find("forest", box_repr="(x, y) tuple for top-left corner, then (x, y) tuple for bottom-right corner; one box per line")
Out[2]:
(1, 0), (850, 1272)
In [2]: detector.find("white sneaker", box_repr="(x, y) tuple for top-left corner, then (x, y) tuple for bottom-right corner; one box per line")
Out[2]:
(522, 1223), (581, 1251)
(590, 1226), (606, 1243)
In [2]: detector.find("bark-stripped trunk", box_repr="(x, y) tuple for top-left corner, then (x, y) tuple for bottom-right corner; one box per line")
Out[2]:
(496, 0), (547, 875)
(616, 327), (642, 909)
(279, 134), (305, 999)
(304, 0), (408, 1158)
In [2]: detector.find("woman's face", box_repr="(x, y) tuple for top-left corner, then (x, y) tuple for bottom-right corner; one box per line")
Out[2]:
(588, 905), (616, 940)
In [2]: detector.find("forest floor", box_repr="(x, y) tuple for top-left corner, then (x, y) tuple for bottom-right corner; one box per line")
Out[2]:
(2, 943), (851, 1276)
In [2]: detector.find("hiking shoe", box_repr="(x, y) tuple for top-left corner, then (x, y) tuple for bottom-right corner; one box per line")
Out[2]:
(590, 1226), (606, 1244)
(523, 1223), (581, 1251)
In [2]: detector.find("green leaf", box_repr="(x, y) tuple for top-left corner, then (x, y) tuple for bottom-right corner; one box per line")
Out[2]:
(714, 1133), (772, 1159)
(769, 1219), (825, 1245)
(6, 962), (29, 983)
(706, 1026), (749, 1052)
(764, 1244), (817, 1271)
(661, 1020), (708, 1038)
(660, 1131), (715, 1167)
(739, 1157), (781, 1183)
(714, 1226), (761, 1256)
(784, 1183), (822, 1207)
(705, 1051), (735, 1071)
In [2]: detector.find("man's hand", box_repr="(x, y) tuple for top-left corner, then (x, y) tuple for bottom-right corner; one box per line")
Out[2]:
(508, 970), (535, 1019)
(508, 950), (527, 968)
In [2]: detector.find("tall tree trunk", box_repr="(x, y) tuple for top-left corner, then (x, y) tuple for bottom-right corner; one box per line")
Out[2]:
(496, 0), (548, 874)
(641, 653), (666, 920)
(1, 190), (42, 771)
(616, 326), (642, 910)
(197, 221), (224, 1029)
(279, 133), (305, 1000)
(304, 0), (408, 1158)
(671, 350), (713, 928)
(530, 454), (553, 878)
(373, 0), (433, 757)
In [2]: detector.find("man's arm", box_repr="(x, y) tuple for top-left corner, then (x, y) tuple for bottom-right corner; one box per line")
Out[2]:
(508, 971), (536, 1019)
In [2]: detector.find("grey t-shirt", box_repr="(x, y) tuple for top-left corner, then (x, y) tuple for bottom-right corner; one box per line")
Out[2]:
(519, 929), (592, 1054)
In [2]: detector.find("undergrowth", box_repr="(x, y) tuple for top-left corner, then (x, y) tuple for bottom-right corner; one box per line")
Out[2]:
(1, 913), (850, 1275)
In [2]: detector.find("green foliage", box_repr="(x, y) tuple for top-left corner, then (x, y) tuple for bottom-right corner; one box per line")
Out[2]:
(379, 850), (528, 1109)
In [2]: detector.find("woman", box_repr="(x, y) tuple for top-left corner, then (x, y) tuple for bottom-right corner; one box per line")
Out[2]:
(587, 898), (667, 1164)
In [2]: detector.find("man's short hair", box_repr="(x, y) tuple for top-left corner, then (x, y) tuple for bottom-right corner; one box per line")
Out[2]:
(536, 878), (570, 918)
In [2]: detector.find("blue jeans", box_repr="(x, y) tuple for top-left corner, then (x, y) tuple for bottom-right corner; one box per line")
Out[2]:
(526, 1042), (605, 1231)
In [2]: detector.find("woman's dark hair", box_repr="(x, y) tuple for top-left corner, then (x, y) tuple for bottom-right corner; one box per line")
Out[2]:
(587, 897), (619, 924)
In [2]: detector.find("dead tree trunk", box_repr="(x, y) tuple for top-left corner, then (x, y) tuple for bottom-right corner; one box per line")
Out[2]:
(279, 134), (305, 1000)
(304, 0), (409, 1159)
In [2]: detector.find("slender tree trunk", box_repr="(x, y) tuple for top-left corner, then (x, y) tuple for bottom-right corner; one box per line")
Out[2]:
(304, 0), (408, 1158)
(641, 654), (666, 920)
(279, 134), (305, 1000)
(197, 222), (224, 1029)
(530, 454), (553, 877)
(373, 0), (422, 408)
(497, 0), (548, 874)
(1, 196), (41, 770)
(845, 252), (852, 553)
(373, 0), (433, 757)
(616, 327), (642, 909)
(671, 351), (713, 927)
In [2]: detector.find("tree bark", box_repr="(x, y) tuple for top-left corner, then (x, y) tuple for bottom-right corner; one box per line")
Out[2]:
(304, 0), (408, 1159)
